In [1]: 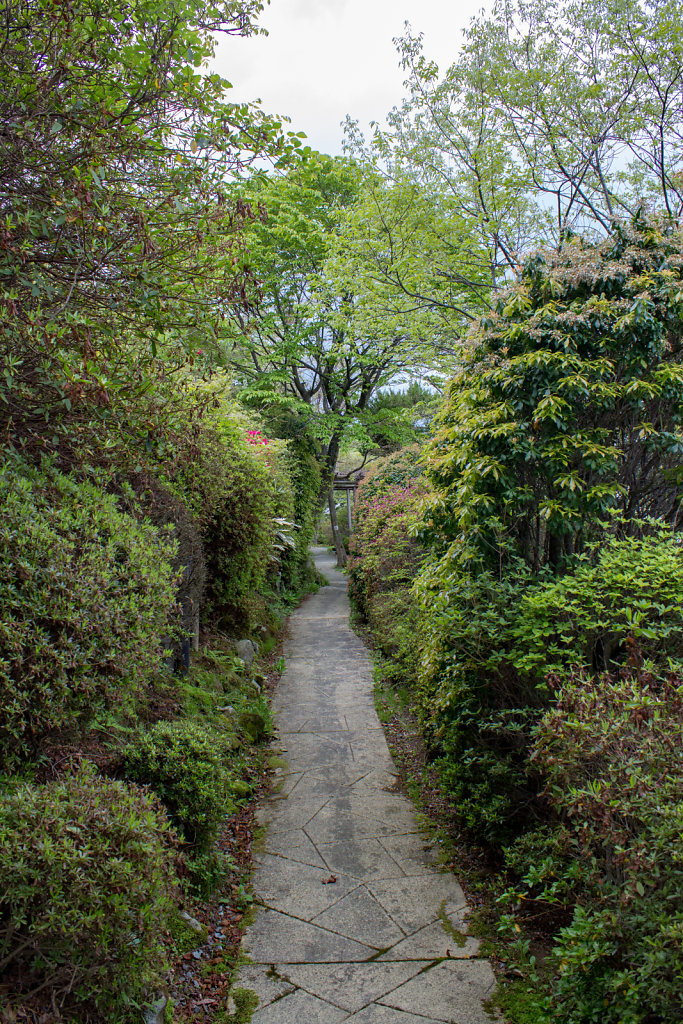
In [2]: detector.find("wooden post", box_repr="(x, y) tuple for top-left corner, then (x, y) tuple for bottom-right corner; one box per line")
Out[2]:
(346, 489), (352, 533)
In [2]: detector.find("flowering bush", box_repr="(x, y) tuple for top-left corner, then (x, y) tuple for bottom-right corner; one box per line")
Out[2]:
(349, 449), (427, 682)
(246, 428), (269, 447)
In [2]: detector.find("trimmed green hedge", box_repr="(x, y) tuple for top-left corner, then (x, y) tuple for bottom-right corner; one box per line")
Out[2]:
(0, 458), (178, 765)
(120, 719), (236, 851)
(0, 765), (177, 1020)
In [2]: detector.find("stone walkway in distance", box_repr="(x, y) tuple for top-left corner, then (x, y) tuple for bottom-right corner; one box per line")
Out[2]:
(233, 548), (499, 1023)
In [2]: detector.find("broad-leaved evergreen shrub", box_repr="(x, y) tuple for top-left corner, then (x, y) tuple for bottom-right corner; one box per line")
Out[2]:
(120, 719), (235, 850)
(0, 458), (178, 765)
(424, 216), (683, 574)
(415, 216), (683, 846)
(505, 650), (683, 1024)
(0, 764), (177, 1020)
(511, 525), (683, 675)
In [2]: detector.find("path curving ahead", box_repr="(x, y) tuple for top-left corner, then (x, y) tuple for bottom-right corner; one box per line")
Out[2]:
(234, 549), (499, 1023)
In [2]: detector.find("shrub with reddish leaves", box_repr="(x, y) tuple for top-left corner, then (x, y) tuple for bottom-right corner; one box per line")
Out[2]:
(504, 644), (683, 1023)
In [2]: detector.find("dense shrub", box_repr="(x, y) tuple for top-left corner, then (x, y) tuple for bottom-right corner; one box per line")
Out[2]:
(415, 561), (544, 842)
(120, 719), (237, 850)
(415, 526), (683, 843)
(0, 457), (178, 765)
(0, 765), (177, 1021)
(511, 525), (683, 675)
(199, 427), (276, 632)
(262, 410), (323, 592)
(349, 447), (427, 682)
(504, 651), (683, 1023)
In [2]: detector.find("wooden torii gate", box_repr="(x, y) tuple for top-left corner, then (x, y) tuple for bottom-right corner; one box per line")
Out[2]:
(332, 474), (359, 532)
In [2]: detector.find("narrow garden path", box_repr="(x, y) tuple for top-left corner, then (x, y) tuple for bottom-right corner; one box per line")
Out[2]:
(234, 549), (499, 1023)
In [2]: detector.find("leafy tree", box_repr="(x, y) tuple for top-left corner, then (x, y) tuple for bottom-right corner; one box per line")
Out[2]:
(365, 382), (437, 452)
(424, 214), (683, 574)
(462, 0), (683, 234)
(0, 0), (296, 456)
(227, 153), (447, 557)
(324, 161), (495, 349)
(345, 0), (683, 318)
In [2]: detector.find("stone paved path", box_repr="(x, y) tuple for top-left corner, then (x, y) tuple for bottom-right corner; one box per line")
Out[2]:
(233, 549), (499, 1023)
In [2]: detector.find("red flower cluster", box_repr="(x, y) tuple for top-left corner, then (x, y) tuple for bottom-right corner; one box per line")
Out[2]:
(246, 429), (269, 447)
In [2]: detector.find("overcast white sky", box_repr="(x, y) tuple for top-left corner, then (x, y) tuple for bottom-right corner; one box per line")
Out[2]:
(211, 0), (488, 156)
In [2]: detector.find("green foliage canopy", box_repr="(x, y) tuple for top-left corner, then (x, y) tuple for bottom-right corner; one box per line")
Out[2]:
(228, 154), (449, 491)
(424, 216), (683, 573)
(0, 0), (297, 454)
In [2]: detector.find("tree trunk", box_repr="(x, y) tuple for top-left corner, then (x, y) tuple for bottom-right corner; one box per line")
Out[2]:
(328, 488), (347, 568)
(316, 430), (343, 514)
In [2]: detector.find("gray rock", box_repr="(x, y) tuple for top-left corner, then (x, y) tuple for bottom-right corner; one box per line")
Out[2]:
(142, 995), (167, 1024)
(235, 639), (257, 665)
(180, 910), (206, 936)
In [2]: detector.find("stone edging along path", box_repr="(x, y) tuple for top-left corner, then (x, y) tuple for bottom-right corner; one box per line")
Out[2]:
(233, 548), (500, 1023)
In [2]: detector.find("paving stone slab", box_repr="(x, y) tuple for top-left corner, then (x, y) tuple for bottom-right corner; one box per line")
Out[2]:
(367, 876), (468, 935)
(378, 833), (441, 875)
(379, 961), (498, 1023)
(243, 909), (374, 964)
(278, 961), (431, 1014)
(279, 734), (357, 771)
(231, 964), (295, 1009)
(307, 765), (381, 788)
(305, 802), (415, 845)
(257, 792), (333, 833)
(270, 770), (305, 796)
(278, 713), (351, 732)
(378, 920), (480, 961)
(315, 838), (408, 881)
(259, 829), (329, 869)
(254, 853), (360, 920)
(345, 1007), (449, 1024)
(250, 987), (347, 1023)
(310, 885), (405, 948)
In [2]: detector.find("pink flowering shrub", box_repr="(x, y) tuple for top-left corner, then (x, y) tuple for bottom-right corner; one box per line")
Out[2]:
(349, 449), (427, 683)
(246, 428), (269, 447)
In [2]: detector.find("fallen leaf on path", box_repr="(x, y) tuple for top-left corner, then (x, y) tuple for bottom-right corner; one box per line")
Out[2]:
(321, 875), (337, 884)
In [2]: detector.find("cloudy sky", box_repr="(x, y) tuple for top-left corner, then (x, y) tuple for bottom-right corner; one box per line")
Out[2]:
(211, 0), (488, 156)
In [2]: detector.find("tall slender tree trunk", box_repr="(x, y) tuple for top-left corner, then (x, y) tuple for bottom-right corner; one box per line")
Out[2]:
(328, 488), (347, 568)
